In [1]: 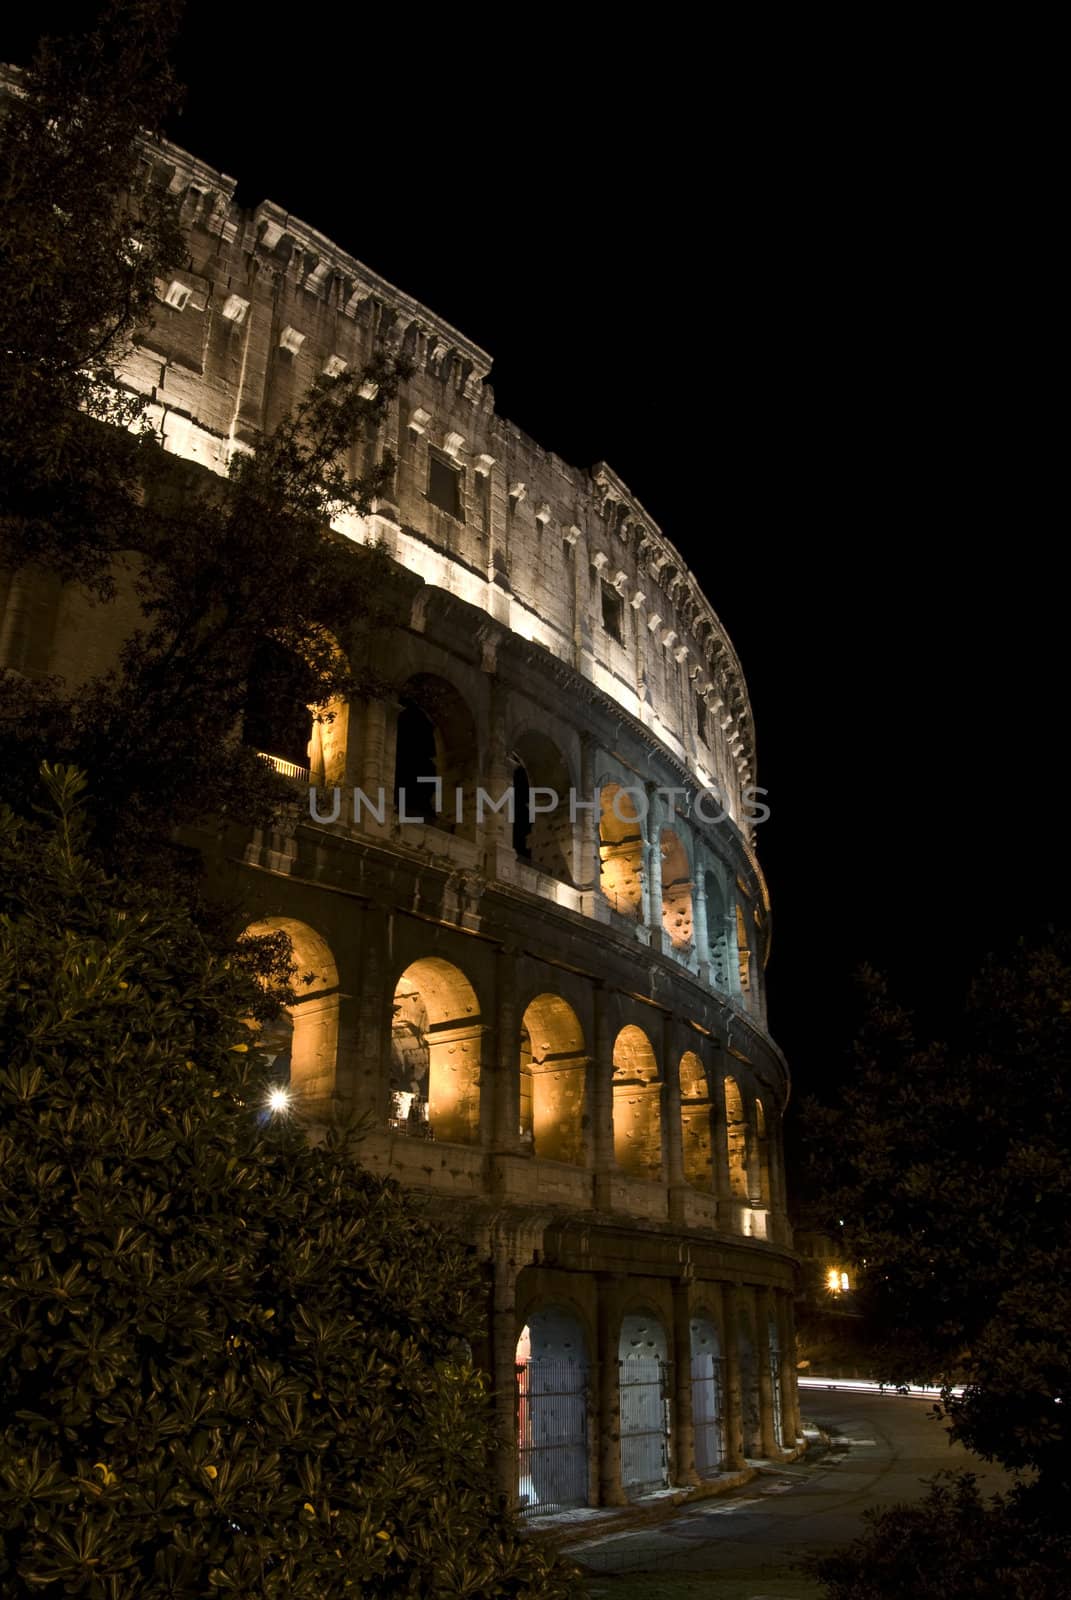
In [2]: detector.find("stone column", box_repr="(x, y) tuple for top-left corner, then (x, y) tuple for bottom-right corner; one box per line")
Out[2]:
(592, 982), (616, 1212)
(755, 1287), (780, 1456)
(481, 678), (514, 877)
(777, 1290), (802, 1444)
(490, 945), (520, 1154)
(712, 1062), (732, 1229)
(725, 908), (742, 998)
(693, 867), (711, 976)
(717, 1283), (746, 1469)
(643, 785), (665, 948)
(578, 733), (600, 897)
(491, 1241), (519, 1505)
(663, 1011), (686, 1223)
(671, 1278), (698, 1485)
(356, 904), (391, 1125)
(596, 1275), (626, 1505)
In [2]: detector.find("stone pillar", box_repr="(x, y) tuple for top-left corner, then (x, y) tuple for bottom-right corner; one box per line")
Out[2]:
(356, 904), (391, 1124)
(577, 733), (600, 895)
(671, 1278), (698, 1485)
(777, 1290), (802, 1444)
(712, 1063), (732, 1229)
(693, 867), (711, 976)
(490, 945), (520, 1153)
(643, 785), (665, 949)
(663, 1012), (686, 1223)
(491, 1242), (519, 1505)
(755, 1287), (780, 1456)
(596, 1275), (626, 1505)
(481, 679), (514, 876)
(725, 908), (742, 998)
(717, 1283), (746, 1469)
(592, 983), (616, 1211)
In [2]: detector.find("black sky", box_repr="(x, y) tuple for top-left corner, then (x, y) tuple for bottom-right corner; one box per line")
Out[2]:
(6, 7), (1065, 1107)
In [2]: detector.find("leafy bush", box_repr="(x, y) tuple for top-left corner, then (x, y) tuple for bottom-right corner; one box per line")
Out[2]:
(0, 767), (580, 1598)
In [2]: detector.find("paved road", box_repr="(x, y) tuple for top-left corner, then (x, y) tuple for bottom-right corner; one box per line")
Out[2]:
(574, 1388), (1015, 1600)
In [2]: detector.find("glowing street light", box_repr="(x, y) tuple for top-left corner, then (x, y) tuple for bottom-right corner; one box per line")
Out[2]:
(267, 1086), (291, 1114)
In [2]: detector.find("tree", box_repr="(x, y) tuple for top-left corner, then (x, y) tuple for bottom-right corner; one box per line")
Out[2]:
(0, 1), (187, 595)
(0, 4), (406, 887)
(805, 947), (1071, 1493)
(0, 765), (580, 1599)
(802, 945), (1071, 1598)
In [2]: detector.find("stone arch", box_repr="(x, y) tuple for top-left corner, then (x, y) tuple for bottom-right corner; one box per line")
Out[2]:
(660, 827), (693, 949)
(724, 1074), (749, 1200)
(679, 1050), (713, 1190)
(618, 1310), (670, 1495)
(394, 672), (479, 837)
(391, 957), (482, 1143)
(612, 1025), (663, 1182)
(519, 994), (587, 1164)
(516, 1303), (590, 1515)
(241, 917), (340, 1103)
(599, 783), (643, 919)
(510, 728), (575, 883)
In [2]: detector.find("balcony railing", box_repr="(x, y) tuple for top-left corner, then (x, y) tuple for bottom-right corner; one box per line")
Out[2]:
(256, 752), (309, 782)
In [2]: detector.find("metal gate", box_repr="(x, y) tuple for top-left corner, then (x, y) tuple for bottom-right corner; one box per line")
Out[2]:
(691, 1353), (725, 1478)
(516, 1360), (589, 1516)
(770, 1352), (783, 1448)
(619, 1359), (670, 1494)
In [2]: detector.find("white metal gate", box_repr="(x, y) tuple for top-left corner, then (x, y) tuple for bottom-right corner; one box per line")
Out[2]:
(619, 1358), (670, 1495)
(770, 1351), (783, 1448)
(516, 1359), (589, 1515)
(691, 1352), (725, 1477)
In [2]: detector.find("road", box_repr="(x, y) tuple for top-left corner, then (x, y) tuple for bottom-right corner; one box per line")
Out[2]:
(571, 1388), (1015, 1600)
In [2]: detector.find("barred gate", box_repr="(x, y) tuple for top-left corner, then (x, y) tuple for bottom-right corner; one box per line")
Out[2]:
(691, 1352), (725, 1478)
(770, 1352), (784, 1447)
(619, 1359), (670, 1495)
(516, 1360), (589, 1516)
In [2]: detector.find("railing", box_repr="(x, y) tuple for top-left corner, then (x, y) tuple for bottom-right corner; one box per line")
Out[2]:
(256, 751), (309, 782)
(691, 1353), (726, 1478)
(517, 1359), (589, 1516)
(619, 1358), (670, 1495)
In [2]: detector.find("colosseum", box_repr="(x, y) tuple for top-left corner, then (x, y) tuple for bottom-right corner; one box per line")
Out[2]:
(1, 112), (801, 1513)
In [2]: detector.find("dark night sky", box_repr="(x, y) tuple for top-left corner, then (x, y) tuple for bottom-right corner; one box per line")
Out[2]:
(6, 9), (1065, 1106)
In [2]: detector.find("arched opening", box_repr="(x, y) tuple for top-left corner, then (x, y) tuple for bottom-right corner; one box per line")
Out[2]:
(679, 1051), (712, 1190)
(599, 784), (643, 919)
(660, 828), (693, 949)
(393, 673), (478, 837)
(737, 1308), (761, 1457)
(242, 638), (317, 778)
(612, 1026), (662, 1183)
(519, 995), (587, 1164)
(619, 1312), (670, 1496)
(755, 1098), (772, 1207)
(724, 1074), (749, 1200)
(510, 730), (574, 882)
(391, 958), (481, 1143)
(241, 917), (340, 1103)
(516, 1306), (589, 1515)
(690, 1316), (725, 1478)
(704, 870), (729, 988)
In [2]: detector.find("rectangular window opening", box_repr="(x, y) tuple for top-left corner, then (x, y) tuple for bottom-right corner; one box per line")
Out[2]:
(427, 451), (464, 520)
(601, 581), (624, 644)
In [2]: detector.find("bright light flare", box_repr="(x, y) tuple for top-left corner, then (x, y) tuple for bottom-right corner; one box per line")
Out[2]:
(267, 1087), (291, 1114)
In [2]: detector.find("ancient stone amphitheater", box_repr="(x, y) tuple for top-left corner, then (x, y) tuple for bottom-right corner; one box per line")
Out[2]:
(1, 117), (800, 1512)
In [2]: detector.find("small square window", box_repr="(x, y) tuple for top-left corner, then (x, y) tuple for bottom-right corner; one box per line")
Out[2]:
(601, 581), (624, 644)
(428, 451), (463, 520)
(163, 280), (191, 311)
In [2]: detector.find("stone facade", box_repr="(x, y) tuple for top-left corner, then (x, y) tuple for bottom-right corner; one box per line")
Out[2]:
(0, 113), (800, 1511)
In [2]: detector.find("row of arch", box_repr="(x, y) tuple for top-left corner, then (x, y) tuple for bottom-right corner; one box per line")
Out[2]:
(245, 917), (776, 1210)
(517, 1297), (788, 1511)
(242, 652), (762, 1003)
